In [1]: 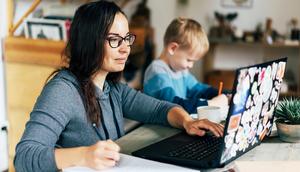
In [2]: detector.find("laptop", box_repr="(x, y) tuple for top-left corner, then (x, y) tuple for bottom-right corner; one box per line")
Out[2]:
(132, 57), (287, 169)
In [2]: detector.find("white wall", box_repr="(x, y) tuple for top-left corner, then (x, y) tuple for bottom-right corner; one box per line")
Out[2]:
(148, 0), (177, 57)
(0, 0), (9, 171)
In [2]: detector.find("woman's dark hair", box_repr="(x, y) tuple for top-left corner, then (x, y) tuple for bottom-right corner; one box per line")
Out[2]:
(64, 1), (125, 126)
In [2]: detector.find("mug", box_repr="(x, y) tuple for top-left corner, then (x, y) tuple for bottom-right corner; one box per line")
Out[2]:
(197, 106), (222, 123)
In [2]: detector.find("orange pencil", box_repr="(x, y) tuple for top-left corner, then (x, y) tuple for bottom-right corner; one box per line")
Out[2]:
(218, 82), (223, 95)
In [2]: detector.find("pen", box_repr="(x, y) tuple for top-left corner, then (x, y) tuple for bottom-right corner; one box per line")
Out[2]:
(218, 81), (223, 95)
(92, 123), (120, 164)
(115, 160), (120, 167)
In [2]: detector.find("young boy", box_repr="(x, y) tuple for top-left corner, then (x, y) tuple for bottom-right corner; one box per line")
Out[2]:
(143, 17), (228, 114)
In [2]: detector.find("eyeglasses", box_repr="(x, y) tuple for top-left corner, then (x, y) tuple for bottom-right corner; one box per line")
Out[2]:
(106, 34), (136, 48)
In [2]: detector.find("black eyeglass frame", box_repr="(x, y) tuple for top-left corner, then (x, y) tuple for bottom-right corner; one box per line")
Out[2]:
(106, 34), (136, 48)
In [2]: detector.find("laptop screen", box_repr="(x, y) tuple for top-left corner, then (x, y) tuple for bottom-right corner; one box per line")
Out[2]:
(220, 58), (287, 164)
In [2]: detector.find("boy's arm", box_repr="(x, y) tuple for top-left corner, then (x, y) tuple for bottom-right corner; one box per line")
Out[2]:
(189, 84), (219, 99)
(145, 82), (206, 114)
(185, 73), (218, 99)
(189, 83), (232, 99)
(186, 73), (232, 99)
(173, 96), (208, 114)
(144, 73), (209, 113)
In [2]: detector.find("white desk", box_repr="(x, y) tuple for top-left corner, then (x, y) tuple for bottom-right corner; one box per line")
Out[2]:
(116, 124), (300, 172)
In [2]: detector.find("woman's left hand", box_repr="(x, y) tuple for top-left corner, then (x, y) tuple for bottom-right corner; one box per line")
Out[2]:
(183, 119), (224, 137)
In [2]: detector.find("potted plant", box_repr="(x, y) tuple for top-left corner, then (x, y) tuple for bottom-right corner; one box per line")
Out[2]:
(275, 98), (300, 143)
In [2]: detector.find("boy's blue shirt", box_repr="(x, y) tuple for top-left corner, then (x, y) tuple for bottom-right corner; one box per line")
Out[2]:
(144, 59), (218, 113)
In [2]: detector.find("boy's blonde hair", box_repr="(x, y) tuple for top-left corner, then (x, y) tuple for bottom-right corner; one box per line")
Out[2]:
(164, 17), (209, 53)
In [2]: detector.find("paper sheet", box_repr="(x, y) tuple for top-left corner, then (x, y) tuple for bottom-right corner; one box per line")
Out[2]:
(63, 153), (198, 172)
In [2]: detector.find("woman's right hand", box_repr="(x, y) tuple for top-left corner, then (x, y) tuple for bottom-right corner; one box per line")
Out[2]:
(183, 118), (224, 137)
(81, 140), (120, 170)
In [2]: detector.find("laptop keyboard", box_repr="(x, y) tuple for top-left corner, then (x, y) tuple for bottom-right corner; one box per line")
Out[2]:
(168, 136), (222, 160)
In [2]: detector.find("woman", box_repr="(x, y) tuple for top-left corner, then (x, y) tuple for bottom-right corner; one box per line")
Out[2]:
(14, 1), (223, 171)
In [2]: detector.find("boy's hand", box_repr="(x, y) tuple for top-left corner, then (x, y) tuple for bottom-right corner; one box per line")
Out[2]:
(183, 119), (224, 137)
(226, 94), (232, 104)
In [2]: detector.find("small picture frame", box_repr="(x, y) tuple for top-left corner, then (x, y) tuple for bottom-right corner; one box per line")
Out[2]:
(24, 18), (67, 41)
(221, 0), (253, 8)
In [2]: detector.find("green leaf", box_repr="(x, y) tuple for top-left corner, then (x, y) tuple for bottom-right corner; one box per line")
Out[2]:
(275, 98), (300, 124)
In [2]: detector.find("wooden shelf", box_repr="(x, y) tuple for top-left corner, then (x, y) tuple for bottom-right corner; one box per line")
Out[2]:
(4, 36), (66, 67)
(211, 41), (300, 48)
(263, 42), (300, 48)
(280, 91), (300, 99)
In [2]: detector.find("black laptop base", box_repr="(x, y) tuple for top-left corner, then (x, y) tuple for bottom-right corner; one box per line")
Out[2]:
(132, 132), (225, 169)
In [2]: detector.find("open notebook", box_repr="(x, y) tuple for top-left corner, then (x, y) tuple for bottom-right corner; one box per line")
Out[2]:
(63, 153), (198, 172)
